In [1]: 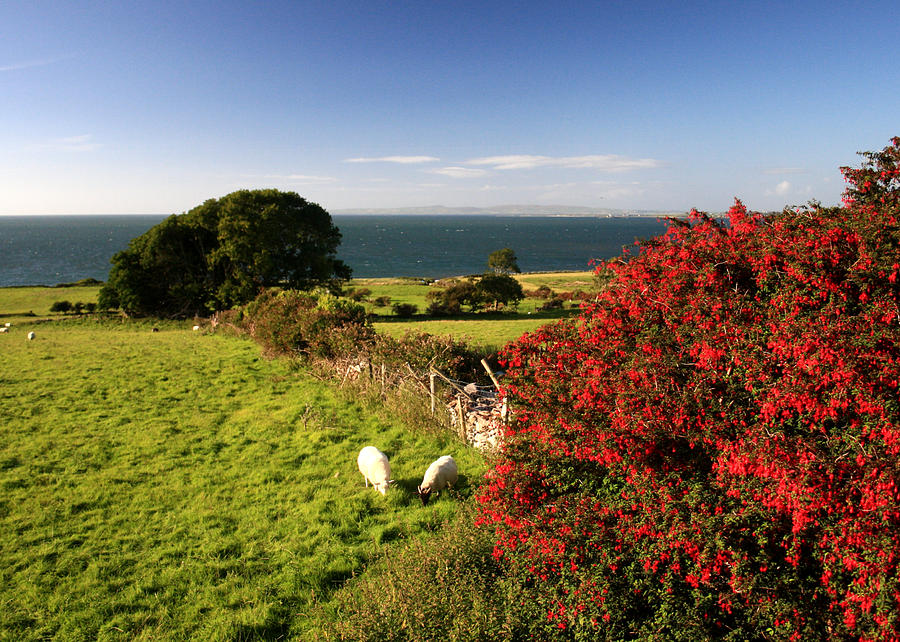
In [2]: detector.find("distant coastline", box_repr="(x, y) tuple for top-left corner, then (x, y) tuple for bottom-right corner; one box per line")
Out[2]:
(332, 204), (688, 217)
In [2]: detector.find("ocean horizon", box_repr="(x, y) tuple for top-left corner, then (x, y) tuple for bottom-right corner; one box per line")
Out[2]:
(0, 214), (670, 287)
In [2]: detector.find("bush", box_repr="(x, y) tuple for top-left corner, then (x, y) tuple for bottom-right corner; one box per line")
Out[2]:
(370, 331), (487, 382)
(49, 300), (72, 314)
(373, 295), (392, 308)
(526, 284), (554, 299)
(346, 287), (371, 302)
(320, 504), (538, 641)
(391, 302), (418, 317)
(244, 288), (373, 359)
(477, 138), (900, 639)
(537, 297), (564, 311)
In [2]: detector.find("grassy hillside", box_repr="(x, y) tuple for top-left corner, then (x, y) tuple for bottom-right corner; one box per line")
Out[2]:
(0, 311), (485, 640)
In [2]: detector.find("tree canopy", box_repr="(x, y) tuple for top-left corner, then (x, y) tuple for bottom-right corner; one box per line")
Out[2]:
(99, 190), (350, 317)
(488, 247), (520, 274)
(475, 273), (524, 310)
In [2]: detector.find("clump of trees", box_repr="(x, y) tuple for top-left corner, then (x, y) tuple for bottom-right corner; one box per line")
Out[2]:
(477, 137), (900, 639)
(98, 189), (350, 318)
(49, 300), (97, 314)
(424, 250), (526, 316)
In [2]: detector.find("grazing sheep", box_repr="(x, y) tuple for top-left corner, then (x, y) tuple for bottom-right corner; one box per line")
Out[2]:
(417, 455), (458, 506)
(192, 325), (200, 331)
(357, 446), (392, 496)
(27, 331), (35, 340)
(0, 327), (7, 334)
(4, 322), (10, 327)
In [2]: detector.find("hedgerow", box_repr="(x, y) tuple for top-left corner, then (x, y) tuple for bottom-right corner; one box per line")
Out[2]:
(477, 138), (900, 639)
(244, 288), (373, 359)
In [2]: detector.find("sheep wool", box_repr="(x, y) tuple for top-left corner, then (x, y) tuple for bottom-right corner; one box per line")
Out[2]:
(357, 446), (391, 496)
(417, 455), (458, 506)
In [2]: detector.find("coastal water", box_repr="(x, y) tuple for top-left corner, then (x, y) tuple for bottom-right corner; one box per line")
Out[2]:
(0, 214), (669, 287)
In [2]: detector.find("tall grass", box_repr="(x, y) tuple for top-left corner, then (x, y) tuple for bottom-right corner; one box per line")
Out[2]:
(318, 503), (541, 641)
(0, 317), (485, 640)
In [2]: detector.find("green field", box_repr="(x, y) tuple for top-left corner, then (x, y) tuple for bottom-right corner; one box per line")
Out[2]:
(0, 305), (486, 640)
(352, 271), (592, 350)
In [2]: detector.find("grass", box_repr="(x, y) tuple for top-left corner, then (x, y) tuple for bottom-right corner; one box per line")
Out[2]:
(0, 284), (100, 321)
(372, 308), (578, 352)
(0, 313), (486, 640)
(349, 271), (593, 350)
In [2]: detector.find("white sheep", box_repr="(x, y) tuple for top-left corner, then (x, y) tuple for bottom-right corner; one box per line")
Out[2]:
(417, 455), (458, 506)
(27, 331), (35, 340)
(0, 327), (7, 334)
(357, 446), (392, 495)
(192, 325), (200, 331)
(3, 322), (10, 327)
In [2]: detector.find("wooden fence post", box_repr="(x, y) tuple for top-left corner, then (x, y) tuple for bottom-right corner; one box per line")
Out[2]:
(481, 358), (501, 389)
(429, 372), (436, 416)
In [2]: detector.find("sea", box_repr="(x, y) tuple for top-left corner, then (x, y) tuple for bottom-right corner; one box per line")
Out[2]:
(0, 214), (670, 287)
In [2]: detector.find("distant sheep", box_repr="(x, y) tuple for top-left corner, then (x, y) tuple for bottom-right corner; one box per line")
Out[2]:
(27, 331), (35, 340)
(0, 327), (7, 334)
(192, 325), (200, 331)
(417, 455), (458, 506)
(357, 446), (392, 496)
(3, 322), (10, 327)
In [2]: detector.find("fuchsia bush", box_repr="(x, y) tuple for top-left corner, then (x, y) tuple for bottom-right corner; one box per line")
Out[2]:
(478, 138), (900, 640)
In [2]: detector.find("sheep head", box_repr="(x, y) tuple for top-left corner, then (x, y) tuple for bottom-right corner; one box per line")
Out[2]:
(417, 485), (432, 506)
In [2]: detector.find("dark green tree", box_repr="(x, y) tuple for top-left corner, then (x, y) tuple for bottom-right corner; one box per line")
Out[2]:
(487, 247), (521, 274)
(98, 190), (351, 317)
(49, 300), (72, 314)
(475, 273), (524, 310)
(426, 279), (479, 315)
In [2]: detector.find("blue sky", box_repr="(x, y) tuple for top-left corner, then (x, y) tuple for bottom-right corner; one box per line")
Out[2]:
(2, 0), (899, 215)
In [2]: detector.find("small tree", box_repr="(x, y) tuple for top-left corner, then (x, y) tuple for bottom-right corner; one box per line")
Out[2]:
(488, 247), (520, 274)
(475, 273), (524, 310)
(49, 300), (72, 314)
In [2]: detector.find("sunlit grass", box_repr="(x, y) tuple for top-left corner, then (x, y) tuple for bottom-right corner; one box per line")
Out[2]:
(0, 317), (485, 640)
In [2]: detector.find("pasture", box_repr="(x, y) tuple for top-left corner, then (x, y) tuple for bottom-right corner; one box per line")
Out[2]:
(0, 311), (486, 640)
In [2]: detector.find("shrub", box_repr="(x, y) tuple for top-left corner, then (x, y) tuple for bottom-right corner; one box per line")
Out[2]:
(426, 279), (478, 315)
(244, 288), (373, 359)
(320, 504), (538, 641)
(391, 302), (418, 317)
(477, 138), (900, 639)
(537, 297), (564, 311)
(373, 295), (392, 308)
(370, 331), (487, 382)
(528, 284), (554, 299)
(49, 300), (72, 314)
(346, 287), (371, 302)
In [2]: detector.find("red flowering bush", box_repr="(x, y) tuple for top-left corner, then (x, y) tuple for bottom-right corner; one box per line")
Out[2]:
(478, 138), (900, 639)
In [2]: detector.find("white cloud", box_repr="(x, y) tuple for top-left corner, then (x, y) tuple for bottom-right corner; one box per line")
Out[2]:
(775, 180), (791, 195)
(465, 154), (661, 171)
(344, 155), (439, 164)
(30, 134), (102, 152)
(0, 56), (70, 72)
(430, 166), (488, 178)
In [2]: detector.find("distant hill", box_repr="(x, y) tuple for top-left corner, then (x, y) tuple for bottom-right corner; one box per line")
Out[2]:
(332, 204), (687, 217)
